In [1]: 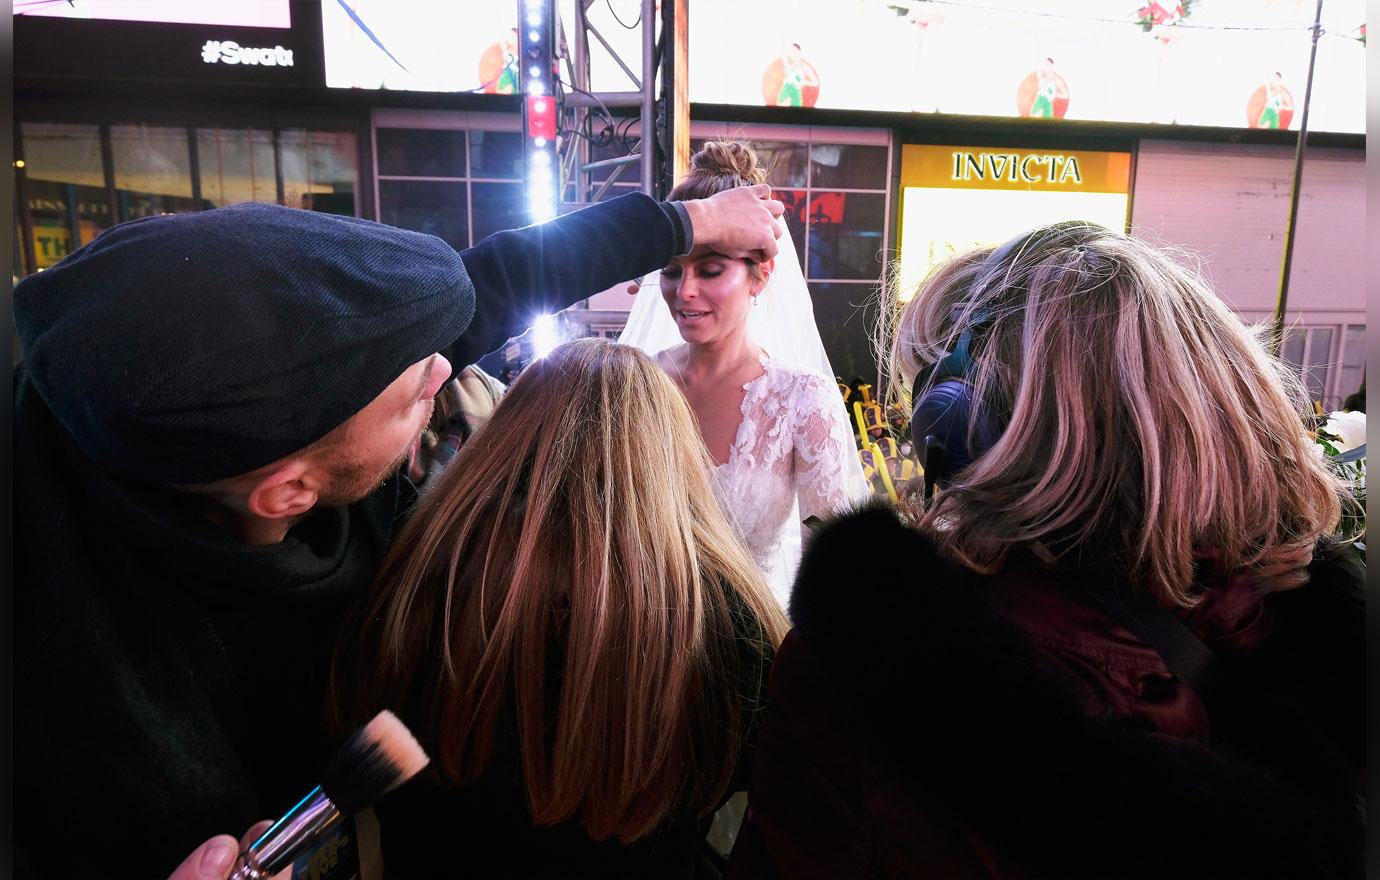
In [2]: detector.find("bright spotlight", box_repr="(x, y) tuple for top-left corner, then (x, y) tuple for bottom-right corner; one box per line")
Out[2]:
(531, 313), (560, 358)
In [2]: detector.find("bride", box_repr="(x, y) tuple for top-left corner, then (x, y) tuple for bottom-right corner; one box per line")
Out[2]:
(620, 142), (868, 606)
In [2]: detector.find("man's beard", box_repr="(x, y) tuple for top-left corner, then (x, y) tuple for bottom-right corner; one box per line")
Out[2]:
(323, 399), (436, 506)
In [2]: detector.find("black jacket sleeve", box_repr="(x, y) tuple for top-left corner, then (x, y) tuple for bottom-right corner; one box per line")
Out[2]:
(445, 192), (687, 370)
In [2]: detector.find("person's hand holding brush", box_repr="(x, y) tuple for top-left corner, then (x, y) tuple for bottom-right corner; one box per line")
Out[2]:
(165, 711), (428, 880)
(168, 822), (273, 880)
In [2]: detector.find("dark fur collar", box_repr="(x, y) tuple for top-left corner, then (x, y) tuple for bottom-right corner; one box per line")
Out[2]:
(789, 502), (1364, 879)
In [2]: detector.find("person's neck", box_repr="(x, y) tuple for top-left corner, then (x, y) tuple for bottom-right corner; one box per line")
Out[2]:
(198, 502), (303, 546)
(679, 328), (762, 386)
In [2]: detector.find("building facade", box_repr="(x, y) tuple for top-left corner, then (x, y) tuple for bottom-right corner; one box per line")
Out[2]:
(13, 1), (1365, 407)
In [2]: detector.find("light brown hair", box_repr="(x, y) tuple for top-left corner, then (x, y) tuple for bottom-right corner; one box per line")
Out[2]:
(884, 222), (1350, 605)
(335, 338), (787, 842)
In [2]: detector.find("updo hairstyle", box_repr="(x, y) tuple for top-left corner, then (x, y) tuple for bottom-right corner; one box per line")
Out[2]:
(668, 141), (771, 278)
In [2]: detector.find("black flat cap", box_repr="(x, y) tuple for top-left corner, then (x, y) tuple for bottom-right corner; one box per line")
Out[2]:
(15, 202), (475, 484)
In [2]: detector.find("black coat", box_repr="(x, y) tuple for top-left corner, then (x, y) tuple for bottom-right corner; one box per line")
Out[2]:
(731, 503), (1365, 880)
(14, 194), (684, 879)
(371, 586), (772, 880)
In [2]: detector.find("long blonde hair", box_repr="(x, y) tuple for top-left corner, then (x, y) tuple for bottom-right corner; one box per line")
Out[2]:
(337, 338), (787, 842)
(885, 222), (1349, 605)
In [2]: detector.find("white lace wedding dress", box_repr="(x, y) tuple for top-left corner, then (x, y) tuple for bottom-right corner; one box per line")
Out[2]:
(710, 353), (869, 608)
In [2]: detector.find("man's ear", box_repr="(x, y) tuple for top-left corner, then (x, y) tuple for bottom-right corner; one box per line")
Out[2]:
(245, 460), (320, 520)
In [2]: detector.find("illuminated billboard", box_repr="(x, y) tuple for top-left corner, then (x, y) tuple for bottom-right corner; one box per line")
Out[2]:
(897, 144), (1132, 296)
(322, 0), (518, 92)
(688, 0), (1364, 134)
(15, 0), (290, 28)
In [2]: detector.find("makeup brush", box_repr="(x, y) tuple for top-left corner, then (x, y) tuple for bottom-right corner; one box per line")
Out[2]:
(229, 710), (429, 880)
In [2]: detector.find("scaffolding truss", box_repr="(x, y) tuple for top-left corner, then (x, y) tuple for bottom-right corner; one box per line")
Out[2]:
(554, 0), (688, 209)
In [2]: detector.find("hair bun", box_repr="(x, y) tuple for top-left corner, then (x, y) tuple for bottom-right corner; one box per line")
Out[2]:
(688, 142), (766, 187)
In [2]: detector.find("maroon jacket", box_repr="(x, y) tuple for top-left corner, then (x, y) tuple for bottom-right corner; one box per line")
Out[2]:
(731, 503), (1364, 880)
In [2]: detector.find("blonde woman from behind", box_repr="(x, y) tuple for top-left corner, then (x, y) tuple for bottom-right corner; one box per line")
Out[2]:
(732, 222), (1363, 879)
(336, 337), (788, 879)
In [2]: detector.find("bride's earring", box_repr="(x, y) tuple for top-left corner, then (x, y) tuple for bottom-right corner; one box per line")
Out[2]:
(751, 294), (760, 307)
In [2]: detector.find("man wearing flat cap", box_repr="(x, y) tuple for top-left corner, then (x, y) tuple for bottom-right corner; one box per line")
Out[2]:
(13, 188), (783, 878)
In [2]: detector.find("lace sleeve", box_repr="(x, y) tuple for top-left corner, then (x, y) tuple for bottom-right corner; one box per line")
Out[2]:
(792, 372), (868, 522)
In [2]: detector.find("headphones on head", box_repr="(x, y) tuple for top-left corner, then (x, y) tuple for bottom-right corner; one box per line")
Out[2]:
(909, 221), (1101, 496)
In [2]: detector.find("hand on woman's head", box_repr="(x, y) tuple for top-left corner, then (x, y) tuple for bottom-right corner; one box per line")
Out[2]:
(685, 185), (783, 263)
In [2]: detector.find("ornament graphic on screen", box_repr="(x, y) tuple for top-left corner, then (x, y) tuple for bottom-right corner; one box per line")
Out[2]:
(761, 43), (820, 107)
(1017, 58), (1069, 119)
(900, 1), (946, 44)
(1247, 72), (1294, 129)
(478, 28), (521, 95)
(1135, 0), (1192, 45)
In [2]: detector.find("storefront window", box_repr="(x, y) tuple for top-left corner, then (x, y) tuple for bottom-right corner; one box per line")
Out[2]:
(809, 144), (887, 189)
(755, 142), (809, 188)
(773, 188), (809, 266)
(280, 129), (358, 215)
(110, 124), (198, 220)
(379, 180), (468, 250)
(468, 130), (523, 180)
(807, 191), (886, 280)
(1281, 325), (1343, 406)
(470, 182), (526, 241)
(809, 282), (882, 384)
(20, 122), (112, 270)
(1302, 327), (1334, 402)
(373, 120), (524, 247)
(1338, 325), (1364, 405)
(376, 129), (467, 178)
(197, 128), (277, 208)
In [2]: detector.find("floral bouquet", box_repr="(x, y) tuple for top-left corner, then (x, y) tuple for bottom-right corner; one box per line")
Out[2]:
(1312, 408), (1365, 547)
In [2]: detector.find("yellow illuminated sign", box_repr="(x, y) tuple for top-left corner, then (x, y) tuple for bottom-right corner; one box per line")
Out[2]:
(897, 144), (1131, 297)
(902, 145), (1131, 193)
(32, 221), (101, 269)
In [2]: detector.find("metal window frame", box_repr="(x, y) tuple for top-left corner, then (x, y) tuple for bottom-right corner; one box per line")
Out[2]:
(1282, 322), (1351, 409)
(689, 121), (893, 288)
(370, 109), (524, 248)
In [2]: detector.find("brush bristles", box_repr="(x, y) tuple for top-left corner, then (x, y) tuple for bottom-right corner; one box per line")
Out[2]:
(321, 710), (431, 813)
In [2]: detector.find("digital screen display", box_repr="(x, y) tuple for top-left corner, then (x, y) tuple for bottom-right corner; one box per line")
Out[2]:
(322, 0), (518, 93)
(15, 0), (291, 28)
(686, 0), (1364, 134)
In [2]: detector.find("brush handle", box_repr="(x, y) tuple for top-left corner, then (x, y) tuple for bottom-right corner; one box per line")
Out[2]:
(228, 787), (343, 880)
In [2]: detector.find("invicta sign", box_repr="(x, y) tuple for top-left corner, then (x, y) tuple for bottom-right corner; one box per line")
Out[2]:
(901, 144), (1130, 194)
(951, 151), (1082, 185)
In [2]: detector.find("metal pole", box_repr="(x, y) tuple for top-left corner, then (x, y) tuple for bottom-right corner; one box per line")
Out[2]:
(661, 0), (690, 196)
(573, 0), (591, 205)
(640, 0), (656, 196)
(1269, 0), (1324, 354)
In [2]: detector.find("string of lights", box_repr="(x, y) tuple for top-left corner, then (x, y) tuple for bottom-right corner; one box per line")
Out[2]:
(886, 0), (1350, 33)
(605, 0), (642, 30)
(522, 0), (558, 223)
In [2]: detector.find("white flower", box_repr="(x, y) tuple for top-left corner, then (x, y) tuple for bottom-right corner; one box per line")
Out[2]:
(1323, 410), (1366, 452)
